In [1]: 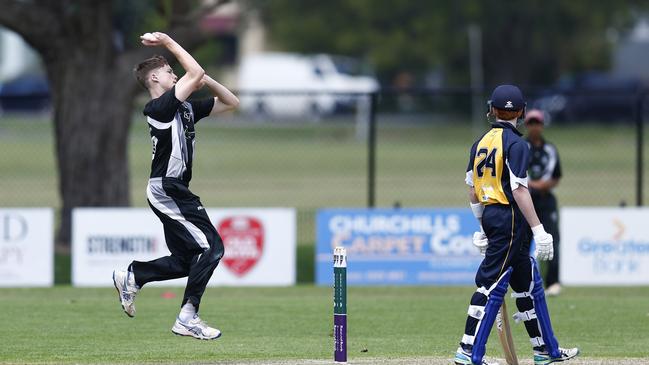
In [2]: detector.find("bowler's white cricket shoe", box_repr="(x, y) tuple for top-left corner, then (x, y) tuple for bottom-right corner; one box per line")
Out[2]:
(112, 269), (138, 317)
(172, 314), (221, 340)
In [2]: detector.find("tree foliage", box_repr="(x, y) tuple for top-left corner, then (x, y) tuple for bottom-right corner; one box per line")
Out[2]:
(251, 0), (645, 87)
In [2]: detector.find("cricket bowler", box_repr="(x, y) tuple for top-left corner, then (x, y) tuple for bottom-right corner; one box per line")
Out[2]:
(112, 31), (239, 340)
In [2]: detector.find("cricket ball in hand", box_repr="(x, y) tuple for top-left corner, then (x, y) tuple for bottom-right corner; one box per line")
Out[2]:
(141, 33), (157, 42)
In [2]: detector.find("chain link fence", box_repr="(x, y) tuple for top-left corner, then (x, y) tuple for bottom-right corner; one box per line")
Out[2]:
(1, 90), (647, 252)
(374, 90), (647, 209)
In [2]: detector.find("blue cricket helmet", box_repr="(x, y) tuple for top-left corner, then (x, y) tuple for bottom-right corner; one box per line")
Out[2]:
(490, 84), (525, 111)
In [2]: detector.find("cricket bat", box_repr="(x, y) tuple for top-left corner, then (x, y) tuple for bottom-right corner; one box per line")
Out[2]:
(496, 301), (519, 365)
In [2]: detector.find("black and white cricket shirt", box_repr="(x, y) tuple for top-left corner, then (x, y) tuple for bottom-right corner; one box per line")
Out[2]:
(143, 86), (214, 183)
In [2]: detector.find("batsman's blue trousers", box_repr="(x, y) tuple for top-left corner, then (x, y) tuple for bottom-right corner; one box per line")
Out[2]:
(461, 203), (545, 351)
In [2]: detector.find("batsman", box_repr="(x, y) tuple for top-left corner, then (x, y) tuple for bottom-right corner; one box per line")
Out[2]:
(453, 85), (579, 365)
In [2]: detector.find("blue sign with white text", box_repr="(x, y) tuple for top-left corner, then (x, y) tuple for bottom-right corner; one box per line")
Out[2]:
(315, 208), (483, 285)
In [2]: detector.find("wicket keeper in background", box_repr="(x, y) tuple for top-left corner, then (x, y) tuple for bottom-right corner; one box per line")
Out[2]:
(112, 32), (239, 340)
(525, 110), (563, 297)
(453, 85), (578, 365)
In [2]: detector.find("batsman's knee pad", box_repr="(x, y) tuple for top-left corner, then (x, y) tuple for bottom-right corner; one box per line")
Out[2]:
(513, 295), (535, 324)
(461, 292), (488, 347)
(511, 257), (560, 357)
(471, 267), (513, 365)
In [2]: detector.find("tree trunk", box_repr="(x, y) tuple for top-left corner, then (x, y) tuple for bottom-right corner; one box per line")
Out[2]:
(42, 4), (139, 247)
(50, 56), (136, 246)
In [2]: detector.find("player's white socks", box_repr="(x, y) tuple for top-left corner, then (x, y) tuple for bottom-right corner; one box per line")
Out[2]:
(127, 270), (138, 289)
(179, 302), (196, 322)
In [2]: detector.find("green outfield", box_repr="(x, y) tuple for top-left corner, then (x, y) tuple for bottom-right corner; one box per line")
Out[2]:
(0, 286), (648, 364)
(1, 116), (648, 364)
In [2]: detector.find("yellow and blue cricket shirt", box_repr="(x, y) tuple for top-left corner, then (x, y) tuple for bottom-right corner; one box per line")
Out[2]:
(465, 121), (530, 205)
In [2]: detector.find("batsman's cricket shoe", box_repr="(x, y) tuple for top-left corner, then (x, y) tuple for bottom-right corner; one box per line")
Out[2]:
(172, 314), (221, 340)
(454, 347), (499, 365)
(112, 269), (138, 317)
(534, 347), (580, 365)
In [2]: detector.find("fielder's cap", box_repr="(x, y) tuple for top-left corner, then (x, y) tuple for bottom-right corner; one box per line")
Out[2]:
(490, 84), (525, 111)
(525, 109), (545, 124)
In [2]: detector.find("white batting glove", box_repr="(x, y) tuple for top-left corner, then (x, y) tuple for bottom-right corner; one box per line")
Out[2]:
(532, 224), (554, 261)
(473, 227), (488, 256)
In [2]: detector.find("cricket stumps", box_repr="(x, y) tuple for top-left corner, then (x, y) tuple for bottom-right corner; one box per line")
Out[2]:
(334, 246), (347, 363)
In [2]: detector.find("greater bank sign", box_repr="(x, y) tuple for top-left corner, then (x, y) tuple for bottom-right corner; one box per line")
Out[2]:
(316, 208), (483, 285)
(561, 207), (649, 285)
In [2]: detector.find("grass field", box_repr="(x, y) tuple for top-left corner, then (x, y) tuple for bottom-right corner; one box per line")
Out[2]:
(1, 286), (648, 364)
(1, 115), (648, 364)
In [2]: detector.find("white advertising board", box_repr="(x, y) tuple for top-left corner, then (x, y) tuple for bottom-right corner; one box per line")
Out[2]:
(561, 207), (649, 285)
(72, 208), (296, 287)
(0, 208), (53, 287)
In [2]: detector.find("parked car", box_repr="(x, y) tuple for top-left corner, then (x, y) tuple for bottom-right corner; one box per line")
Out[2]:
(0, 74), (50, 112)
(530, 72), (646, 123)
(237, 53), (379, 118)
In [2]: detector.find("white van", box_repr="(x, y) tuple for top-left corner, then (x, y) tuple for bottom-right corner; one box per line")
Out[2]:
(237, 53), (379, 118)
(0, 27), (42, 82)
